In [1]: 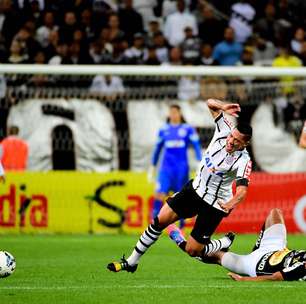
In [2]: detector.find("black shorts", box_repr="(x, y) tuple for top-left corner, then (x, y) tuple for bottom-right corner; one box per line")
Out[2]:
(166, 180), (226, 244)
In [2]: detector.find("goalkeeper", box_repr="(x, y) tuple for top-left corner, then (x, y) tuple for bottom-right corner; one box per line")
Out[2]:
(148, 104), (202, 228)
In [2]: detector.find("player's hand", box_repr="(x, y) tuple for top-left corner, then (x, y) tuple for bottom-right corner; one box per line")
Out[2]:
(223, 103), (241, 117)
(147, 166), (155, 183)
(218, 200), (234, 213)
(228, 272), (244, 281)
(0, 175), (5, 184)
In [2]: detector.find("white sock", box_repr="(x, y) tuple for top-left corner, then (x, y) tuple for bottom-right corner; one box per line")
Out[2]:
(126, 223), (162, 266)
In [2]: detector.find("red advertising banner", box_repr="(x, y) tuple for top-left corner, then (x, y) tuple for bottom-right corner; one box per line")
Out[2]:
(217, 172), (306, 233)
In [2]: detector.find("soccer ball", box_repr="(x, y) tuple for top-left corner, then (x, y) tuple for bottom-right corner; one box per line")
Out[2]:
(0, 251), (16, 278)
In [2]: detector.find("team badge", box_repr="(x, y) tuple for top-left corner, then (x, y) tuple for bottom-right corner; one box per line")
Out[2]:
(178, 128), (187, 137)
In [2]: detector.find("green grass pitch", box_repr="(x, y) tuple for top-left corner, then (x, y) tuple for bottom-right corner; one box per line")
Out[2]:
(1, 234), (306, 304)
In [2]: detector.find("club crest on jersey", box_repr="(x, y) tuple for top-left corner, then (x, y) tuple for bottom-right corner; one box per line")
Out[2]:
(178, 128), (187, 137)
(225, 155), (235, 165)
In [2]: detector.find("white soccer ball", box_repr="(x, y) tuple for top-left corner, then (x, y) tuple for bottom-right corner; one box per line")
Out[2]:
(0, 251), (16, 278)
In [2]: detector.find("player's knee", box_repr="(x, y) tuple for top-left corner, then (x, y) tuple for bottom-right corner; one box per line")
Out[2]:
(270, 208), (284, 222)
(185, 244), (201, 257)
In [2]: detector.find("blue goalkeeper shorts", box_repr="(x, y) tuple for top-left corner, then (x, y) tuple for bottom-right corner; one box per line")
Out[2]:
(156, 168), (189, 194)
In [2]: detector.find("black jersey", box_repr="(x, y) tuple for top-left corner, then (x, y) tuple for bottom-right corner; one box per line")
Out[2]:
(256, 248), (306, 281)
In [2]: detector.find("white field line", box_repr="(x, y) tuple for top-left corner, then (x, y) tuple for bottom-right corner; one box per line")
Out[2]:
(0, 284), (302, 290)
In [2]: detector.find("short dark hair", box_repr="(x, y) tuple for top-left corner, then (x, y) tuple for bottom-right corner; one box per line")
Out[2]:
(236, 122), (252, 141)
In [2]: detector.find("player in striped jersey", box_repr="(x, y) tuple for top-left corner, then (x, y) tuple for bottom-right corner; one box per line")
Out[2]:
(201, 208), (306, 282)
(107, 98), (252, 273)
(299, 121), (306, 148)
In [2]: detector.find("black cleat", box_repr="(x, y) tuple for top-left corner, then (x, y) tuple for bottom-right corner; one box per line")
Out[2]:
(107, 255), (138, 273)
(222, 232), (236, 252)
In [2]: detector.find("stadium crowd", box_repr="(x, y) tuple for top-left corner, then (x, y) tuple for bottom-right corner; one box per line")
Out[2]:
(0, 0), (306, 67)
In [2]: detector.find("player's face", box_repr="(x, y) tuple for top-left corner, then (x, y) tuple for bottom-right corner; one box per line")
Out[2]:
(169, 107), (182, 124)
(226, 128), (248, 153)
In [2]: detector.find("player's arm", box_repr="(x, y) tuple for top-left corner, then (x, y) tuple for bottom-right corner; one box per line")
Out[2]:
(218, 185), (248, 213)
(206, 99), (241, 119)
(188, 127), (202, 161)
(148, 129), (165, 182)
(228, 272), (284, 282)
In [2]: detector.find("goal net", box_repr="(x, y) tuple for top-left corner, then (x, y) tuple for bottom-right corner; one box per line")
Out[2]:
(1, 64), (306, 173)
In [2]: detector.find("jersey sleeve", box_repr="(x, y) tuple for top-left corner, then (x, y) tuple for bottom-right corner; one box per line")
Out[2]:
(235, 156), (252, 187)
(281, 262), (306, 281)
(214, 113), (233, 134)
(151, 129), (165, 166)
(188, 127), (202, 161)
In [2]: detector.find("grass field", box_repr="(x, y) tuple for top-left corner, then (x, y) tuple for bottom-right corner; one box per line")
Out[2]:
(1, 233), (306, 304)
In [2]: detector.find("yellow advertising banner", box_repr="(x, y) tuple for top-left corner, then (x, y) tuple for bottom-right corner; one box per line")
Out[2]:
(0, 172), (160, 234)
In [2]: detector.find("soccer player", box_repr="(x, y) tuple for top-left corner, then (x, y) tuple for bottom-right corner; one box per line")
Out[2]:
(198, 208), (306, 282)
(299, 120), (306, 148)
(148, 104), (202, 227)
(107, 98), (252, 273)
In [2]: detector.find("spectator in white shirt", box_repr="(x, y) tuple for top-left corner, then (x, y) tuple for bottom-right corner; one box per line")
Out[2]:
(229, 0), (255, 43)
(36, 11), (58, 48)
(89, 75), (125, 101)
(163, 0), (198, 47)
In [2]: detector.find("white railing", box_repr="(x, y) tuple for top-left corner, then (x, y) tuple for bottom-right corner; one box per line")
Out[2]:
(0, 64), (306, 76)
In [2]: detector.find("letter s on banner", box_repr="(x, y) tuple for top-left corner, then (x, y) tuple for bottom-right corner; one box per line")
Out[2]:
(293, 195), (306, 232)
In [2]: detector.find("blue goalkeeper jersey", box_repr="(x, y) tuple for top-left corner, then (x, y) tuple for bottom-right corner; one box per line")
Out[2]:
(151, 123), (202, 172)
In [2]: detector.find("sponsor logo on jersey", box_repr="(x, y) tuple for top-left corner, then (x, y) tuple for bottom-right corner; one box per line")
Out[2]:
(269, 248), (291, 266)
(165, 140), (185, 148)
(257, 252), (273, 271)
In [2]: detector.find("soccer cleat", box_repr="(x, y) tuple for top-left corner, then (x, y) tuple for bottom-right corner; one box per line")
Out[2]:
(107, 255), (138, 273)
(221, 232), (236, 252)
(168, 224), (185, 246)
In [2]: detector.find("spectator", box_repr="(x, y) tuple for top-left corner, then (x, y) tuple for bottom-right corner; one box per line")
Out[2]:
(124, 32), (146, 64)
(298, 41), (306, 65)
(89, 75), (125, 101)
(291, 27), (305, 54)
(36, 11), (59, 48)
(43, 29), (59, 60)
(48, 42), (71, 64)
(213, 27), (243, 66)
(144, 45), (160, 65)
(229, 0), (256, 44)
(164, 0), (198, 47)
(108, 38), (129, 64)
(178, 75), (200, 100)
(163, 46), (182, 65)
(0, 126), (28, 171)
(146, 18), (161, 43)
(0, 0), (22, 48)
(253, 36), (277, 66)
(161, 0), (177, 18)
(198, 5), (226, 47)
(199, 43), (217, 66)
(133, 0), (157, 29)
(89, 40), (112, 64)
(58, 11), (78, 44)
(69, 41), (93, 64)
(6, 40), (28, 63)
(152, 31), (169, 63)
(254, 3), (289, 45)
(118, 0), (144, 44)
(107, 13), (125, 43)
(80, 8), (96, 42)
(272, 46), (302, 94)
(180, 26), (201, 64)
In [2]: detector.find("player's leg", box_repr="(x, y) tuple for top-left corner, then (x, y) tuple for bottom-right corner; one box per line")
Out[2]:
(107, 203), (179, 273)
(168, 209), (234, 258)
(172, 169), (189, 230)
(252, 208), (285, 251)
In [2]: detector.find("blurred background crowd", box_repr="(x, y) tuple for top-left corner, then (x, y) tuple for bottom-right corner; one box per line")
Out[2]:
(1, 0), (306, 67)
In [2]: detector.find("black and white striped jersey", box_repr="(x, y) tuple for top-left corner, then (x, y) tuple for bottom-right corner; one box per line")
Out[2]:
(192, 112), (252, 212)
